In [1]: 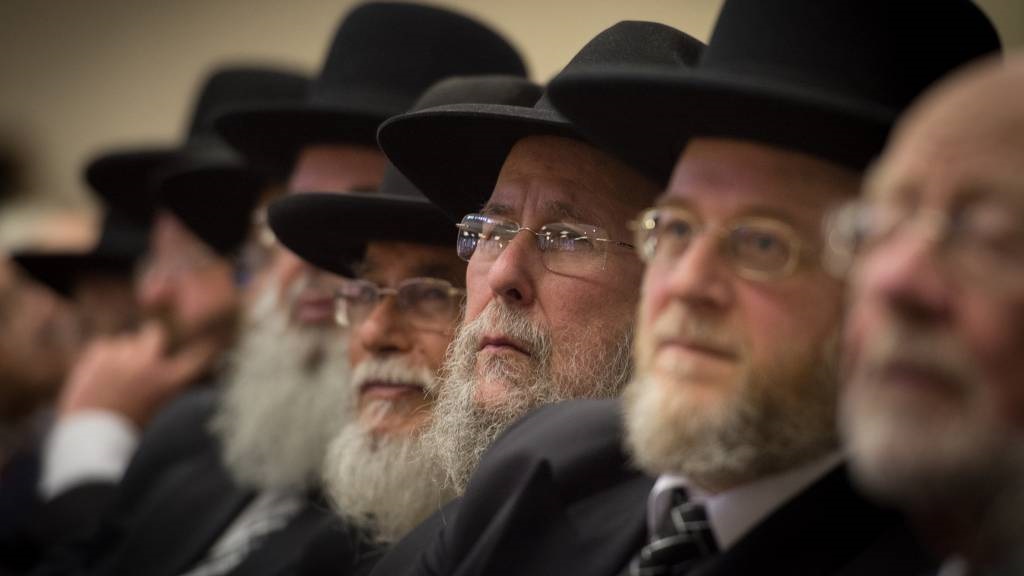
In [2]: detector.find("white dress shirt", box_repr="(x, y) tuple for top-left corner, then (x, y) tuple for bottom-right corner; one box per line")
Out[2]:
(647, 452), (843, 550)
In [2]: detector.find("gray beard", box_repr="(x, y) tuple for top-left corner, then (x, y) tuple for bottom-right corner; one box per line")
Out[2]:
(422, 301), (634, 493)
(321, 405), (454, 544)
(210, 285), (352, 490)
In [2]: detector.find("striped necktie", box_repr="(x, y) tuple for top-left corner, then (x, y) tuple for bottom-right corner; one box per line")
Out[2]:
(627, 488), (719, 576)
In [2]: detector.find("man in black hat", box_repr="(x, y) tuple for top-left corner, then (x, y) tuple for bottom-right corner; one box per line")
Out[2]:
(369, 2), (1002, 575)
(256, 76), (543, 576)
(837, 53), (1024, 576)
(12, 209), (148, 340)
(19, 66), (309, 573)
(364, 20), (701, 576)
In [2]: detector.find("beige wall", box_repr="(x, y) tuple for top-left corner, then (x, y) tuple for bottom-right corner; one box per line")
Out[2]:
(0, 0), (1020, 233)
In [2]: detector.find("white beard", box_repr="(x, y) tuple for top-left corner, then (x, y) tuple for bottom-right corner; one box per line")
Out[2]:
(211, 283), (352, 490)
(322, 412), (453, 544)
(321, 357), (452, 543)
(423, 301), (634, 493)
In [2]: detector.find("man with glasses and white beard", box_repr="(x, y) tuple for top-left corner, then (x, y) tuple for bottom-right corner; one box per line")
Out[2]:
(368, 2), (1002, 575)
(836, 54), (1024, 576)
(367, 21), (703, 576)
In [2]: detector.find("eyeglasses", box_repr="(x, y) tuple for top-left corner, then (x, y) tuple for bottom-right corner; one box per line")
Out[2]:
(630, 206), (809, 281)
(456, 213), (635, 277)
(334, 277), (465, 331)
(825, 200), (1024, 288)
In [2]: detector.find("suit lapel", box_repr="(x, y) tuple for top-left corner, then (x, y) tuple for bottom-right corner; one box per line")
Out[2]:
(690, 465), (927, 576)
(228, 494), (334, 576)
(104, 449), (254, 576)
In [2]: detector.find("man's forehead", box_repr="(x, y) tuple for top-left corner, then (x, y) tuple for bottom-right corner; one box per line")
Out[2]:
(664, 139), (859, 225)
(482, 197), (592, 224)
(358, 241), (464, 285)
(287, 144), (385, 195)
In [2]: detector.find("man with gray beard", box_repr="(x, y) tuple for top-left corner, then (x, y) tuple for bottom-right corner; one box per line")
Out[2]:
(375, 21), (694, 499)
(365, 21), (701, 576)
(369, 2), (1002, 576)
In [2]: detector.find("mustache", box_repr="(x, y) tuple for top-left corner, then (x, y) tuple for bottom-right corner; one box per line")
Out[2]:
(647, 304), (741, 358)
(849, 323), (976, 387)
(451, 300), (552, 364)
(352, 357), (437, 394)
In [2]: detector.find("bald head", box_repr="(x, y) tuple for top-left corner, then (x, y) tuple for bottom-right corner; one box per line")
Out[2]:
(871, 54), (1024, 204)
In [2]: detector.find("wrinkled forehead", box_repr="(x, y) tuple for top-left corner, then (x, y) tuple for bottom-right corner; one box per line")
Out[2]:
(871, 114), (1024, 211)
(358, 241), (465, 287)
(487, 135), (653, 230)
(664, 138), (860, 230)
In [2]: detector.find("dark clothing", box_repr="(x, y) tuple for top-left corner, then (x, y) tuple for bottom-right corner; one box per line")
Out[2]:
(372, 399), (937, 576)
(24, 389), (357, 576)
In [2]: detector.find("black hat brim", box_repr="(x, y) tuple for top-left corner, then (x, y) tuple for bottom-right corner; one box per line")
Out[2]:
(377, 103), (578, 220)
(12, 252), (136, 298)
(157, 164), (263, 257)
(269, 192), (457, 277)
(548, 64), (893, 184)
(85, 148), (182, 224)
(214, 104), (387, 175)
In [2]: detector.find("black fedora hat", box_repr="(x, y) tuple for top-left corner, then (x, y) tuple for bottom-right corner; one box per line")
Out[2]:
(149, 66), (309, 256)
(549, 0), (1002, 184)
(269, 75), (542, 277)
(12, 210), (148, 298)
(88, 67), (307, 230)
(214, 2), (528, 174)
(378, 21), (704, 220)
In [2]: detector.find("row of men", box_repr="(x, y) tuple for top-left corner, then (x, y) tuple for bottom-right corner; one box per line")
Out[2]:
(1, 0), (1020, 575)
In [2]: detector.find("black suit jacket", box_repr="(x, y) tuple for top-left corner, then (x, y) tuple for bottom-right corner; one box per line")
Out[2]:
(30, 389), (347, 576)
(371, 399), (936, 576)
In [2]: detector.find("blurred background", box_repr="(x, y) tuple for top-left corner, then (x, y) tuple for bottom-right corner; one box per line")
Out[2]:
(1, 0), (1021, 248)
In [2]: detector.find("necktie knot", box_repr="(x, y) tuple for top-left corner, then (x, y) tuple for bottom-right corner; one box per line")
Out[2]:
(628, 488), (718, 576)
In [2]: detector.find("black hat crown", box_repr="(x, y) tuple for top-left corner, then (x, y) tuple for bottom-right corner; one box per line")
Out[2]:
(310, 2), (527, 115)
(378, 20), (704, 219)
(548, 0), (1001, 182)
(702, 0), (1001, 121)
(270, 75), (543, 277)
(185, 67), (308, 146)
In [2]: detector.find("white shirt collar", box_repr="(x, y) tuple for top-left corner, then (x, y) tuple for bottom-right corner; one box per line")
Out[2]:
(647, 452), (843, 551)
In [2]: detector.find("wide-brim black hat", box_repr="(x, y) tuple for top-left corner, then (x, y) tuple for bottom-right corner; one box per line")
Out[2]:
(85, 147), (182, 225)
(378, 21), (704, 219)
(11, 210), (148, 297)
(152, 142), (263, 257)
(268, 189), (454, 277)
(85, 67), (307, 232)
(268, 75), (542, 277)
(549, 0), (1001, 184)
(215, 2), (528, 174)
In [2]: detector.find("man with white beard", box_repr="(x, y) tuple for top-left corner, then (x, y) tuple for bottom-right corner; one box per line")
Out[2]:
(365, 22), (700, 576)
(264, 76), (543, 575)
(268, 169), (468, 547)
(837, 54), (1024, 576)
(209, 272), (351, 494)
(367, 2), (1002, 576)
(374, 21), (697, 500)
